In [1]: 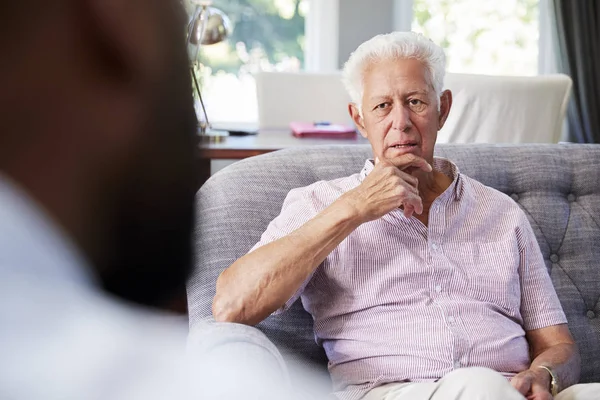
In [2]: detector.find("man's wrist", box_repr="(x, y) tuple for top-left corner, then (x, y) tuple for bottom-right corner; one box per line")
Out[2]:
(336, 192), (367, 225)
(532, 367), (551, 388)
(537, 365), (559, 396)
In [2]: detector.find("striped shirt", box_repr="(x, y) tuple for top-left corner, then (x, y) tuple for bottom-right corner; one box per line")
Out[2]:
(251, 158), (567, 400)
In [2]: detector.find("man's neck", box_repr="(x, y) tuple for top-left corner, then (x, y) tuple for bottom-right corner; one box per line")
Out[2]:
(409, 170), (453, 227)
(417, 170), (453, 204)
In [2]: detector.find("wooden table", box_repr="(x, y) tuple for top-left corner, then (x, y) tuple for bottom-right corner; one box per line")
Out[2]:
(197, 130), (369, 185)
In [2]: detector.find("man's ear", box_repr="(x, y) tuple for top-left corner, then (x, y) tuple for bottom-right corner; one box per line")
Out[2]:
(349, 103), (368, 138)
(438, 89), (453, 130)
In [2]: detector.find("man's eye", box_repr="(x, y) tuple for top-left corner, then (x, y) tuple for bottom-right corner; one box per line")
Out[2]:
(374, 102), (390, 110)
(408, 99), (427, 111)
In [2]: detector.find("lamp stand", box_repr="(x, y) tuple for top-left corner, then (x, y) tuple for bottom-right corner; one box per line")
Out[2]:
(187, 0), (231, 144)
(191, 64), (228, 143)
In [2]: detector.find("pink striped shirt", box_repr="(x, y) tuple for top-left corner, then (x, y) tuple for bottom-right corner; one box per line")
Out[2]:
(251, 158), (566, 400)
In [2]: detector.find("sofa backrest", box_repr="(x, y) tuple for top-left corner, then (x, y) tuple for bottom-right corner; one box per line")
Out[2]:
(188, 143), (600, 382)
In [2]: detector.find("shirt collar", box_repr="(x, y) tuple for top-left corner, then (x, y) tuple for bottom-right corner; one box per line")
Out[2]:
(0, 174), (96, 288)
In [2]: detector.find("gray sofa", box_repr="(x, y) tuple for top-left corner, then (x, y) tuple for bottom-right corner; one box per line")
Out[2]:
(187, 143), (600, 386)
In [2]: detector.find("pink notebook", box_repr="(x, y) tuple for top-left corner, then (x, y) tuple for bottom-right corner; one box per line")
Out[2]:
(290, 122), (357, 139)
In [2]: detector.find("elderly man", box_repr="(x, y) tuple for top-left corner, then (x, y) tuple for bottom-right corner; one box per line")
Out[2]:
(214, 32), (599, 400)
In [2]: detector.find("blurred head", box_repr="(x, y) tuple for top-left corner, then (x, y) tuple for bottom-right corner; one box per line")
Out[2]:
(0, 0), (200, 307)
(342, 32), (452, 165)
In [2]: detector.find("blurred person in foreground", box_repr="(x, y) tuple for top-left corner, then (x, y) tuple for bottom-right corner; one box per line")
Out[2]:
(214, 32), (600, 400)
(0, 1), (289, 399)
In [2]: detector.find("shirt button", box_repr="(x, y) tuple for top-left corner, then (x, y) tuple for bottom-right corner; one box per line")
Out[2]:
(435, 285), (442, 293)
(567, 194), (576, 202)
(447, 316), (455, 324)
(431, 243), (439, 251)
(550, 254), (559, 263)
(454, 361), (461, 369)
(587, 310), (596, 319)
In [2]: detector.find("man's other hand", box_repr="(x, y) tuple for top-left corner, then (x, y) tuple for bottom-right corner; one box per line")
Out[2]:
(341, 154), (432, 222)
(511, 369), (553, 400)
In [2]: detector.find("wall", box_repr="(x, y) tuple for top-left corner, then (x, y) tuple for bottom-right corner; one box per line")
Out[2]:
(337, 0), (396, 68)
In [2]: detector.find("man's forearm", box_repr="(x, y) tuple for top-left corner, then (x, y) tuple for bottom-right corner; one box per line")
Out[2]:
(213, 197), (363, 325)
(530, 343), (581, 391)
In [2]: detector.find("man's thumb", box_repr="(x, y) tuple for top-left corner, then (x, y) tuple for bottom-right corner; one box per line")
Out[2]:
(511, 374), (531, 395)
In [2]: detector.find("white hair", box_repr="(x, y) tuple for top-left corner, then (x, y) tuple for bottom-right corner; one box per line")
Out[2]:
(342, 31), (446, 112)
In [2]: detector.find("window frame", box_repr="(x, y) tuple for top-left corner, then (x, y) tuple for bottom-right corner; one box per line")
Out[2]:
(304, 0), (340, 72)
(303, 0), (554, 75)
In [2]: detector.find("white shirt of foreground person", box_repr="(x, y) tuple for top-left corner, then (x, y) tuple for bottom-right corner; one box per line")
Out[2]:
(0, 175), (292, 400)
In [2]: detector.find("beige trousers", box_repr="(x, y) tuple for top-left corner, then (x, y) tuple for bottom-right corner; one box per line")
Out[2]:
(362, 367), (600, 400)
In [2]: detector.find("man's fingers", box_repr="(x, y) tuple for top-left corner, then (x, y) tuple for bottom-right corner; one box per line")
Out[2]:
(531, 381), (549, 393)
(410, 195), (424, 215)
(511, 374), (532, 395)
(386, 154), (432, 173)
(403, 204), (415, 218)
(528, 393), (553, 400)
(397, 170), (419, 189)
(403, 157), (432, 173)
(401, 194), (423, 217)
(530, 381), (553, 400)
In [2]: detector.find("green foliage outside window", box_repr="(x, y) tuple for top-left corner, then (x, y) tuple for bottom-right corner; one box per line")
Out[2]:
(187, 0), (306, 76)
(413, 0), (539, 75)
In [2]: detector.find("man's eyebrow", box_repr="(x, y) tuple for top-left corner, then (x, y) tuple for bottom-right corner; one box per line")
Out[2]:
(405, 89), (430, 97)
(368, 90), (430, 104)
(368, 95), (392, 104)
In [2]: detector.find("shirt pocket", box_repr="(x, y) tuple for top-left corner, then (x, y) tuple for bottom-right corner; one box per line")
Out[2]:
(446, 241), (521, 314)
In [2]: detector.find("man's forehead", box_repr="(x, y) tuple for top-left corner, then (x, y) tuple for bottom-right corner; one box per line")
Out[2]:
(364, 80), (432, 100)
(362, 59), (433, 97)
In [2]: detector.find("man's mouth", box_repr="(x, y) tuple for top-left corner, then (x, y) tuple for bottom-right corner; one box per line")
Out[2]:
(390, 142), (418, 149)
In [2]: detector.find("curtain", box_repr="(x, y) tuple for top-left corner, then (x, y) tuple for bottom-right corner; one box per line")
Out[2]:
(551, 0), (600, 143)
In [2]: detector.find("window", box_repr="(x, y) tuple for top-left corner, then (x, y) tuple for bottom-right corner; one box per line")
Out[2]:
(190, 0), (308, 124)
(412, 0), (540, 76)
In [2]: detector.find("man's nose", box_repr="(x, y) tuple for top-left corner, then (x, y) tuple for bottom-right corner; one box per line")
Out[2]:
(390, 105), (412, 131)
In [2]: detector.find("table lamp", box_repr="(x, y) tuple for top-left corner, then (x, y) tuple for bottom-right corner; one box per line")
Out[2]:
(186, 1), (232, 141)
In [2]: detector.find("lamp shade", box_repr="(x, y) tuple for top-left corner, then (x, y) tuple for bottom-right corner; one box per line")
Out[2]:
(189, 5), (232, 47)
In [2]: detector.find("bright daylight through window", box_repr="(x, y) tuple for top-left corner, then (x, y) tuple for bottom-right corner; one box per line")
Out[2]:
(186, 0), (540, 125)
(412, 0), (539, 76)
(189, 0), (308, 124)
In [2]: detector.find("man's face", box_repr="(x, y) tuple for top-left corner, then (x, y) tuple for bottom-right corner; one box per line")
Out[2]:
(100, 0), (199, 307)
(351, 58), (447, 166)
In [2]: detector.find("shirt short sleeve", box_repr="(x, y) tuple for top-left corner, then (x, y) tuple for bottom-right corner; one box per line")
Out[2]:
(517, 211), (568, 331)
(249, 186), (320, 315)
